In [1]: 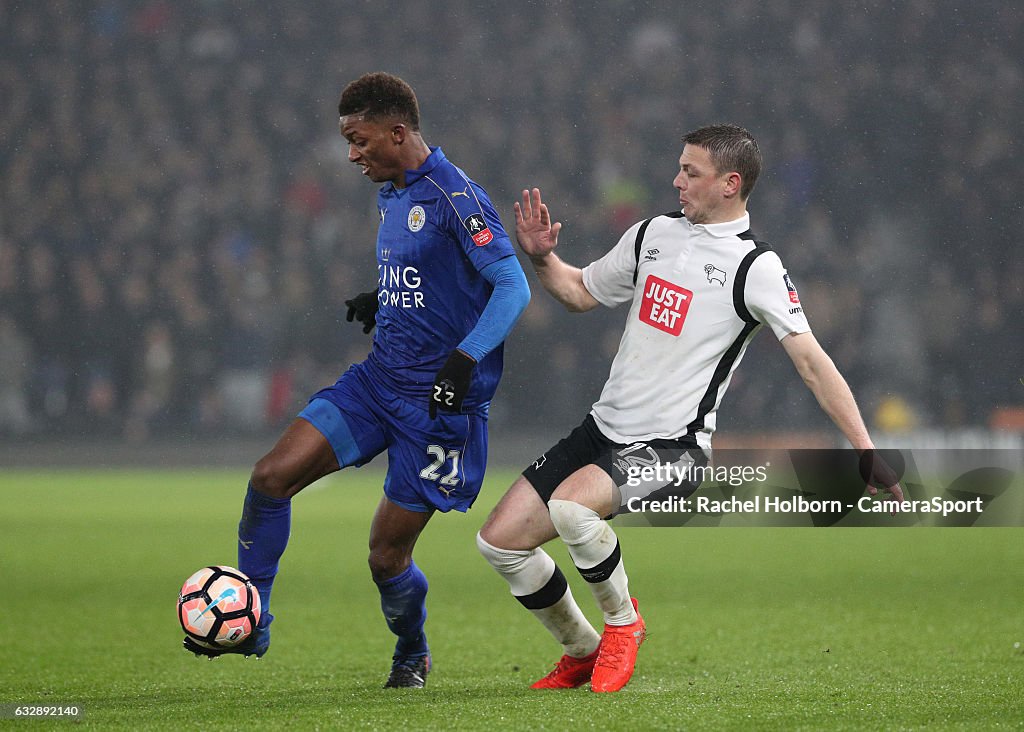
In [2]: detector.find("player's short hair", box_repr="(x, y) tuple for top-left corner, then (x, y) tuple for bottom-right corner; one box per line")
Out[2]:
(682, 124), (762, 199)
(338, 72), (420, 130)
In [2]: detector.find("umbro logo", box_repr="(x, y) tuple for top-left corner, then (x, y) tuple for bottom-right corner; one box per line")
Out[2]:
(644, 248), (659, 262)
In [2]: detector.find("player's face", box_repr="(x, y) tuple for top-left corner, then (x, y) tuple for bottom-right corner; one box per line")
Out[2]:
(673, 144), (730, 225)
(340, 115), (405, 184)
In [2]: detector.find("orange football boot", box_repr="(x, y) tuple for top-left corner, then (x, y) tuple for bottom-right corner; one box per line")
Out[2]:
(590, 598), (645, 693)
(530, 647), (599, 689)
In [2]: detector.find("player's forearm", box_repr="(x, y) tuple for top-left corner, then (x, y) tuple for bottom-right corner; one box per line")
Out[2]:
(529, 253), (598, 313)
(457, 257), (531, 361)
(801, 357), (874, 452)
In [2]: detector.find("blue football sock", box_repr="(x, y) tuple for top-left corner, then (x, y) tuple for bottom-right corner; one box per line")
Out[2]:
(237, 482), (291, 615)
(376, 562), (429, 658)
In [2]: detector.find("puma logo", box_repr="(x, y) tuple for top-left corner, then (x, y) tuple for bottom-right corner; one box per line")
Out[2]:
(452, 187), (469, 198)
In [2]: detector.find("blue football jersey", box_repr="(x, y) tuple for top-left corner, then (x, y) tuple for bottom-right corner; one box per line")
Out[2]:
(365, 147), (516, 413)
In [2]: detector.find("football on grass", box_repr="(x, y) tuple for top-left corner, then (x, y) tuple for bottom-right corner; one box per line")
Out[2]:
(178, 565), (261, 649)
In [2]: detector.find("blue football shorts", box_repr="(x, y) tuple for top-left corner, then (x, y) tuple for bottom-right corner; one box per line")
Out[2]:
(299, 362), (488, 513)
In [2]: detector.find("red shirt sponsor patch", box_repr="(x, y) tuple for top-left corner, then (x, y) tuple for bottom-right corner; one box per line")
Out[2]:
(784, 273), (800, 304)
(464, 213), (492, 246)
(639, 275), (693, 336)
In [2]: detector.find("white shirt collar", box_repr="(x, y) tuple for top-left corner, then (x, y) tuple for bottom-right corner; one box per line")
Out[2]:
(685, 211), (751, 237)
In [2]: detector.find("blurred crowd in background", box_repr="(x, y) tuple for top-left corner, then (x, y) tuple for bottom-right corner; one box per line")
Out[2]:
(1, 0), (1020, 442)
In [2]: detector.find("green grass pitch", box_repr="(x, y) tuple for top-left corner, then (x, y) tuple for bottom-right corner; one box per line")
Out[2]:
(2, 468), (1022, 729)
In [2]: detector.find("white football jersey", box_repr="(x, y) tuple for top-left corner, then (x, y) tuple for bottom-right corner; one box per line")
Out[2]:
(582, 211), (810, 448)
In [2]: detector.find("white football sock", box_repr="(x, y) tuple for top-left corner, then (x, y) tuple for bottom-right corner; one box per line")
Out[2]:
(548, 499), (637, 626)
(476, 532), (599, 657)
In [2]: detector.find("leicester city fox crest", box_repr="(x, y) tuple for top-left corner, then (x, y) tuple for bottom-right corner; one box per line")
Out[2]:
(408, 205), (426, 232)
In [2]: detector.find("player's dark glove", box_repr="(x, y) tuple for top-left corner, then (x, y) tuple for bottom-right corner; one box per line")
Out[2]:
(344, 290), (379, 334)
(429, 349), (476, 418)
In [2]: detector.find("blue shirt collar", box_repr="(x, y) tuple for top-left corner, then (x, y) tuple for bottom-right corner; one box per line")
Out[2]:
(383, 146), (446, 193)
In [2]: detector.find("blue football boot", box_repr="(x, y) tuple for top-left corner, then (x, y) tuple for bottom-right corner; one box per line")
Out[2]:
(183, 613), (274, 659)
(383, 652), (431, 688)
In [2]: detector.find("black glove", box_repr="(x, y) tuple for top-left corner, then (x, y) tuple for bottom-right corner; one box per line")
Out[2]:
(344, 290), (379, 334)
(429, 349), (476, 418)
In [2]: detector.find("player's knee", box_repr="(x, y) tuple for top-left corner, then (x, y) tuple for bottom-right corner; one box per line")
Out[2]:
(548, 499), (600, 545)
(250, 456), (294, 500)
(367, 547), (409, 583)
(476, 531), (531, 574)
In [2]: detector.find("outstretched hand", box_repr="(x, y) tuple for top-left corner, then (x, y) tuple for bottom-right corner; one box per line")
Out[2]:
(514, 188), (561, 259)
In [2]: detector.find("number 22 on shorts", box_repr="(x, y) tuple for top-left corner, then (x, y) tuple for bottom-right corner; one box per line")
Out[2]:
(419, 445), (462, 490)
